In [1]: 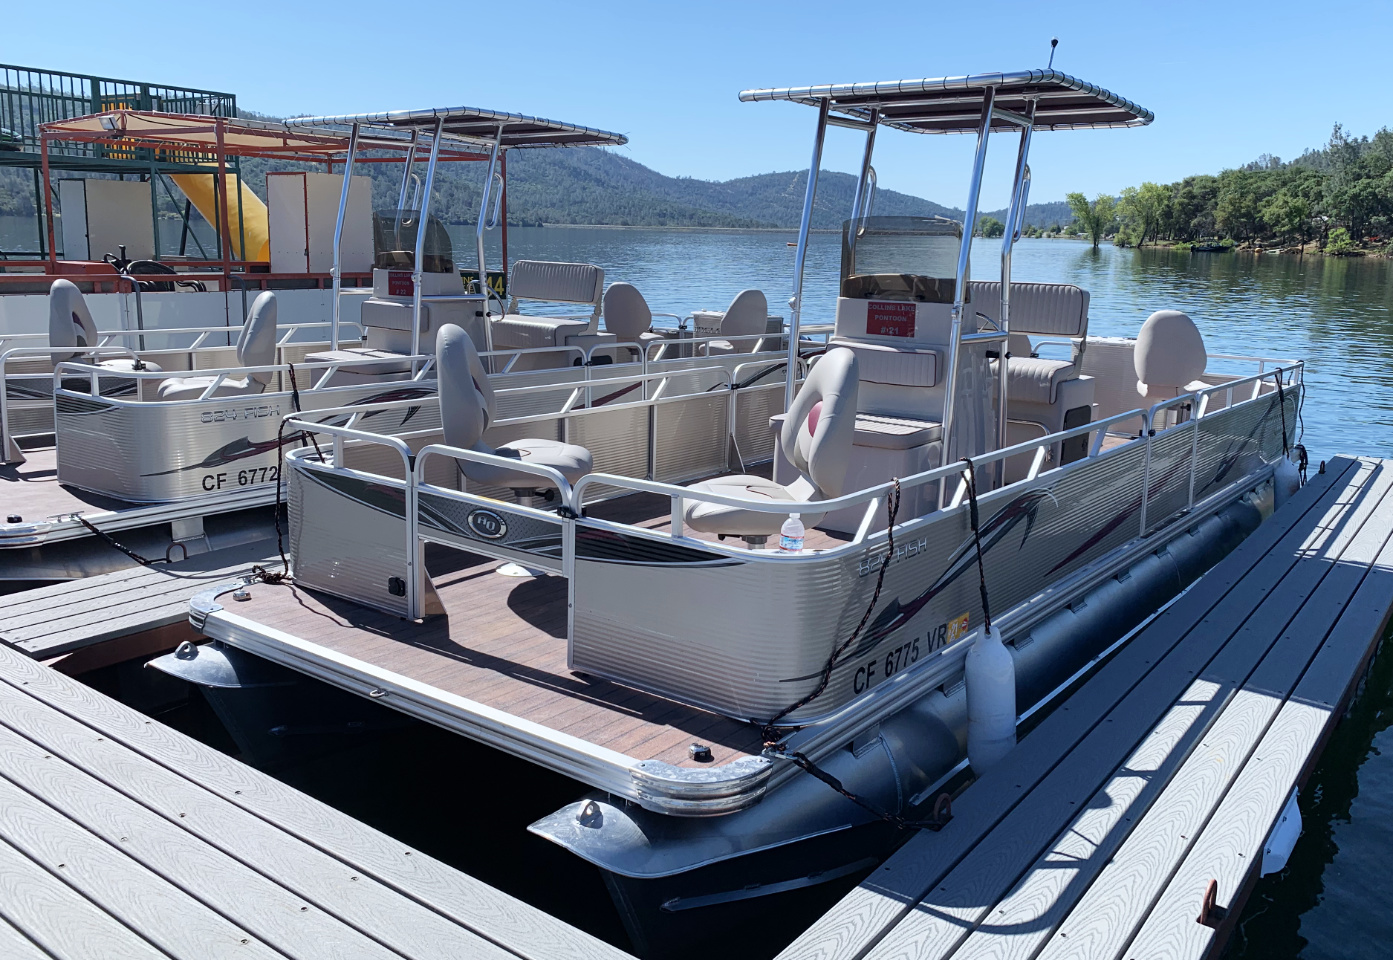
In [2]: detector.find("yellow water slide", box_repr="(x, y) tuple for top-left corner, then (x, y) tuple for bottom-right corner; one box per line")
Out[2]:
(170, 173), (271, 262)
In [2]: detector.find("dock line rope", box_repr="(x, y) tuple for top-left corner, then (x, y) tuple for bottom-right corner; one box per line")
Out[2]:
(71, 513), (167, 567)
(760, 459), (1000, 833)
(1274, 371), (1308, 485)
(757, 478), (901, 747)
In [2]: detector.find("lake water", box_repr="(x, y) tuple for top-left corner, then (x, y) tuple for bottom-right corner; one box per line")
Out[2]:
(12, 215), (1393, 958)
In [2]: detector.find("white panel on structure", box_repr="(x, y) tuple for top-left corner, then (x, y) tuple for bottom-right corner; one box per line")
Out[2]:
(82, 180), (155, 261)
(58, 180), (90, 260)
(267, 172), (310, 274)
(304, 172), (372, 275)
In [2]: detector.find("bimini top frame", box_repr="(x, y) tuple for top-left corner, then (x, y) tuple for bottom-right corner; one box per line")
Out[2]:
(740, 70), (1152, 492)
(284, 106), (627, 355)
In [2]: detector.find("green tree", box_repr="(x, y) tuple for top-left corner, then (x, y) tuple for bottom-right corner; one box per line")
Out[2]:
(978, 216), (1005, 238)
(1259, 189), (1312, 242)
(1066, 192), (1117, 250)
(1117, 182), (1171, 246)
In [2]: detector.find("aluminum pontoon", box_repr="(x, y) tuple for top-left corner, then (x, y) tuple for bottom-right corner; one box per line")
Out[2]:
(0, 107), (632, 581)
(160, 71), (1305, 956)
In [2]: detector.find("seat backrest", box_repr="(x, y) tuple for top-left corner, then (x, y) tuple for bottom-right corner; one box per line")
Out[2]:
(236, 291), (278, 385)
(507, 260), (604, 326)
(1135, 309), (1206, 394)
(780, 347), (859, 499)
(49, 279), (100, 363)
(720, 289), (767, 348)
(437, 323), (498, 451)
(602, 282), (652, 341)
(968, 281), (1090, 339)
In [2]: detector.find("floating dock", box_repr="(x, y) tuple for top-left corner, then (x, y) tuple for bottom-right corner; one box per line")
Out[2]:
(782, 454), (1393, 960)
(0, 633), (629, 959)
(0, 540), (276, 667)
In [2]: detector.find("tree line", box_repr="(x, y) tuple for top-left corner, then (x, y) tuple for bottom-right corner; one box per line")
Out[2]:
(1066, 125), (1393, 254)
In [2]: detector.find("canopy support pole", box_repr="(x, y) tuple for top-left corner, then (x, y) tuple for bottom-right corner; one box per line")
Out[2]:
(330, 121), (361, 350)
(41, 134), (56, 268)
(476, 124), (505, 353)
(410, 116), (446, 361)
(785, 97), (829, 413)
(995, 101), (1036, 485)
(500, 151), (509, 282)
(938, 89), (996, 507)
(849, 108), (879, 226)
(396, 129), (420, 213)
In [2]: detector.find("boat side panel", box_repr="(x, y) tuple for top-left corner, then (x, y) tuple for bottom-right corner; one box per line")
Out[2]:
(54, 380), (440, 503)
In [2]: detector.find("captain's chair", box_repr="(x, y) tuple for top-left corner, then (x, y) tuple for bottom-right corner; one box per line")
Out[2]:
(1135, 309), (1208, 400)
(437, 322), (593, 500)
(156, 292), (277, 401)
(602, 283), (667, 358)
(49, 279), (161, 373)
(703, 289), (768, 356)
(683, 347), (859, 547)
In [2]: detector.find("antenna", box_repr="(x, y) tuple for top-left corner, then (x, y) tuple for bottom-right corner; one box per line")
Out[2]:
(1048, 37), (1059, 69)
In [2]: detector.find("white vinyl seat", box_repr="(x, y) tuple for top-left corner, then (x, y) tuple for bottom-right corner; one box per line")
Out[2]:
(156, 292), (277, 401)
(490, 260), (605, 351)
(437, 323), (593, 492)
(703, 289), (768, 356)
(602, 283), (667, 356)
(684, 347), (859, 545)
(1134, 309), (1209, 400)
(49, 279), (161, 373)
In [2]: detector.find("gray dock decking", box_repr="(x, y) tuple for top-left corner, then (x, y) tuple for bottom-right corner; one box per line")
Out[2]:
(0, 540), (277, 662)
(781, 454), (1393, 960)
(0, 632), (631, 959)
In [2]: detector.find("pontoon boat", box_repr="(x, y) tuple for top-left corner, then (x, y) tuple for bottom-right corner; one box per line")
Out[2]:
(158, 71), (1304, 956)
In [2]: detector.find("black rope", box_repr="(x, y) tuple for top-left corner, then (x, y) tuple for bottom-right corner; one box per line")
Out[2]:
(750, 479), (957, 834)
(757, 478), (901, 746)
(960, 457), (993, 631)
(286, 363), (326, 462)
(1273, 371), (1290, 458)
(72, 513), (165, 567)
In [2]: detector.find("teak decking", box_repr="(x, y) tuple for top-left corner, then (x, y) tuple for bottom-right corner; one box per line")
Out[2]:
(212, 490), (839, 771)
(785, 455), (1393, 960)
(1, 446), (132, 522)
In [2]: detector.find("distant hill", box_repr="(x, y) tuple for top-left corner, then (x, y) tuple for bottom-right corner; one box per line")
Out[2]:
(0, 120), (1077, 233)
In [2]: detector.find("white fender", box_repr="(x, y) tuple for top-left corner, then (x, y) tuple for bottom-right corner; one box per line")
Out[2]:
(1261, 787), (1302, 875)
(965, 623), (1016, 774)
(1274, 455), (1301, 510)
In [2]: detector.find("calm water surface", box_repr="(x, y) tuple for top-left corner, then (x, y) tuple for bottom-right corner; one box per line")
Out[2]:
(11, 215), (1393, 958)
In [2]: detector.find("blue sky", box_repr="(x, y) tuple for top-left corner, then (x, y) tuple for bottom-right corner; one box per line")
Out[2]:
(7, 1), (1391, 209)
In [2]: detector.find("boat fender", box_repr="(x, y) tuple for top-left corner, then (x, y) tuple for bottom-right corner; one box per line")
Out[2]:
(965, 623), (1016, 774)
(1260, 787), (1302, 875)
(1274, 455), (1301, 510)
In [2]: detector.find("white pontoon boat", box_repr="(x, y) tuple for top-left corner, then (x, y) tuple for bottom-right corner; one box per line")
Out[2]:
(158, 71), (1305, 956)
(0, 107), (631, 582)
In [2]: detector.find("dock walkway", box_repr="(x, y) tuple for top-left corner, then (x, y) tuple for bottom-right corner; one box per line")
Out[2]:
(0, 630), (630, 959)
(0, 540), (276, 664)
(782, 454), (1393, 960)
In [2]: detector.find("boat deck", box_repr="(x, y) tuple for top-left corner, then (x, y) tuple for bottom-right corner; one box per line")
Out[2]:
(201, 491), (845, 773)
(782, 454), (1393, 960)
(0, 626), (629, 960)
(1, 446), (131, 522)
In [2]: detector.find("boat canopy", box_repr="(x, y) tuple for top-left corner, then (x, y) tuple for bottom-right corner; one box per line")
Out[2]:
(738, 70), (1152, 133)
(37, 110), (489, 161)
(285, 106), (627, 150)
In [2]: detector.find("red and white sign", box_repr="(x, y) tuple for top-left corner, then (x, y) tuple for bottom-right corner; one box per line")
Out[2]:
(388, 270), (414, 298)
(867, 301), (916, 338)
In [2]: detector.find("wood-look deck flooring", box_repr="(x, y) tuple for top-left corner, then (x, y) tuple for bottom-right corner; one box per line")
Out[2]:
(0, 633), (630, 960)
(782, 455), (1393, 960)
(210, 487), (846, 772)
(1, 446), (135, 522)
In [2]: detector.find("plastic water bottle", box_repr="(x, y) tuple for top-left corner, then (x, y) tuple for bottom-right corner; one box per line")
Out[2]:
(779, 514), (805, 552)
